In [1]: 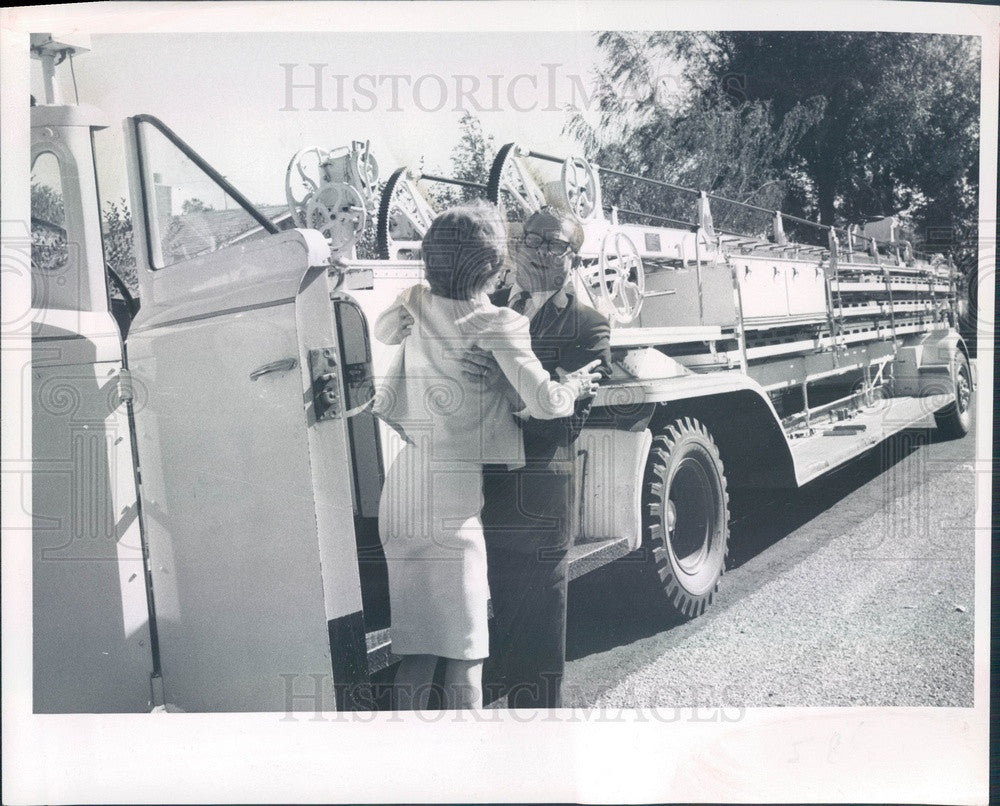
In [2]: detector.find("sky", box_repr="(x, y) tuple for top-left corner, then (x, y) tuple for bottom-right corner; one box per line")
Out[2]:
(31, 31), (611, 212)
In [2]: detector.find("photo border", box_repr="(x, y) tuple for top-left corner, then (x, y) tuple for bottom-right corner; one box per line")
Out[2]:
(2, 2), (996, 803)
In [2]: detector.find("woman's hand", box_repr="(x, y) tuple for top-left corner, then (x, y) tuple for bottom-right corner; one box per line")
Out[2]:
(395, 308), (415, 338)
(373, 304), (415, 345)
(558, 359), (603, 400)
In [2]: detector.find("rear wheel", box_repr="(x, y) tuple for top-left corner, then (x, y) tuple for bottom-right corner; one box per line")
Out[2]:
(934, 351), (972, 439)
(642, 417), (730, 618)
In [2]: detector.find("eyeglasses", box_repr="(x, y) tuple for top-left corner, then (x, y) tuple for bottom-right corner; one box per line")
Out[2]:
(522, 231), (573, 257)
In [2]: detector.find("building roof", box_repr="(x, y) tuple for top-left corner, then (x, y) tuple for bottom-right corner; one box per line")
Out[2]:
(163, 204), (293, 262)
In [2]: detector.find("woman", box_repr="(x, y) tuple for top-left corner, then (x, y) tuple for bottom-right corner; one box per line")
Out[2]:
(373, 201), (601, 710)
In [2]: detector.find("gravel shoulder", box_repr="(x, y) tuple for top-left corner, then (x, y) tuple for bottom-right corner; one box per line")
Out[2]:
(562, 411), (977, 708)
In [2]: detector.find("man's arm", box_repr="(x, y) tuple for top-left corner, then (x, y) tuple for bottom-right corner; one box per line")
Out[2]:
(518, 311), (612, 452)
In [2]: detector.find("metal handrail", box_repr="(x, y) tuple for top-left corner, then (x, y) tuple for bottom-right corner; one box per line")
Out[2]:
(525, 149), (566, 165)
(705, 192), (776, 218)
(607, 206), (697, 231)
(525, 146), (838, 243)
(419, 173), (487, 191)
(596, 165), (700, 197)
(594, 162), (841, 247)
(515, 144), (949, 265)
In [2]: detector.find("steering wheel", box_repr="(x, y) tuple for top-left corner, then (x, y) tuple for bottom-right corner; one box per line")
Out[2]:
(285, 147), (328, 224)
(347, 143), (379, 206)
(561, 157), (598, 220)
(302, 183), (367, 253)
(598, 230), (645, 323)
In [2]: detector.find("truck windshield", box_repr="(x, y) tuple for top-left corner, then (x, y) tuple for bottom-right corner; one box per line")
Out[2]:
(134, 116), (285, 269)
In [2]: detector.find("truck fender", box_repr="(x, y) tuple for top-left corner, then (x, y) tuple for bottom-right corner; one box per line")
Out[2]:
(574, 428), (652, 551)
(581, 372), (796, 548)
(891, 329), (972, 398)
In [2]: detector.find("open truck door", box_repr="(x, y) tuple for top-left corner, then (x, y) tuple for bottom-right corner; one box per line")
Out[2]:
(123, 115), (370, 711)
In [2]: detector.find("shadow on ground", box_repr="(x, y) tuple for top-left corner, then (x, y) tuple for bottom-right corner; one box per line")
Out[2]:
(565, 424), (947, 661)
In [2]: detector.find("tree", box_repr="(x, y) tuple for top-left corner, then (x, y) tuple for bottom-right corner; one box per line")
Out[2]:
(30, 182), (69, 274)
(30, 181), (139, 297)
(574, 31), (980, 262)
(103, 199), (139, 297)
(566, 32), (825, 238)
(31, 181), (65, 226)
(658, 32), (980, 244)
(181, 197), (214, 214)
(424, 112), (495, 208)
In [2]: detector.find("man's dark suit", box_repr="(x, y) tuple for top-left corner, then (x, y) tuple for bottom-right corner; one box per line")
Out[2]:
(482, 286), (611, 708)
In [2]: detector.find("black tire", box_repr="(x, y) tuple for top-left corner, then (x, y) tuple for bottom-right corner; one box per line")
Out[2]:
(486, 142), (518, 205)
(642, 417), (730, 618)
(375, 167), (407, 260)
(934, 351), (972, 439)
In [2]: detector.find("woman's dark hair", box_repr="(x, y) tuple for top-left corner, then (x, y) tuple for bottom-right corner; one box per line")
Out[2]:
(422, 201), (508, 300)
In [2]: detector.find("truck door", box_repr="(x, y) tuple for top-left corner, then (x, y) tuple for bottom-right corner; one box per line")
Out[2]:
(123, 115), (369, 711)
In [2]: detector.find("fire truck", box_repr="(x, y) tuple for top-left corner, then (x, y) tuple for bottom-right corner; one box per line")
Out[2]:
(27, 34), (973, 713)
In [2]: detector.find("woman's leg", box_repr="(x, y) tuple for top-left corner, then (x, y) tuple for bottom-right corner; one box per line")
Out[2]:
(393, 654), (438, 710)
(442, 659), (484, 709)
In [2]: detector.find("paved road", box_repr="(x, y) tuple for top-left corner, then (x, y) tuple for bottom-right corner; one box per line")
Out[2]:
(562, 408), (977, 708)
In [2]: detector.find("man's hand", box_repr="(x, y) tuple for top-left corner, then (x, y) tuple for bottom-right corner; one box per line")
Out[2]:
(460, 346), (502, 387)
(556, 359), (603, 399)
(460, 346), (524, 409)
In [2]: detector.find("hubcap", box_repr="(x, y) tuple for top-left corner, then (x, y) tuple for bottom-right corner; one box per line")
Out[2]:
(668, 456), (716, 575)
(666, 499), (677, 533)
(956, 366), (971, 413)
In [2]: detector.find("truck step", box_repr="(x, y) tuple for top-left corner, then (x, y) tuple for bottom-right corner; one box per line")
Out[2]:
(791, 393), (951, 485)
(822, 423), (868, 435)
(567, 536), (635, 581)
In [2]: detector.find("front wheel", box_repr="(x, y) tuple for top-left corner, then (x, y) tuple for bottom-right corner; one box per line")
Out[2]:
(934, 351), (972, 439)
(642, 417), (730, 618)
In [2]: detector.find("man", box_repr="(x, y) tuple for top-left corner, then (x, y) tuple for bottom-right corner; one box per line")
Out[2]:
(463, 206), (611, 708)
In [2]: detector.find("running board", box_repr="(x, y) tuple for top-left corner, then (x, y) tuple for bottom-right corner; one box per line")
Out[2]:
(790, 393), (951, 486)
(364, 536), (635, 674)
(567, 536), (635, 580)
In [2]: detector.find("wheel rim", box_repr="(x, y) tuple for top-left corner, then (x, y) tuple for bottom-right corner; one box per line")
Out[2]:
(956, 363), (971, 414)
(668, 455), (717, 577)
